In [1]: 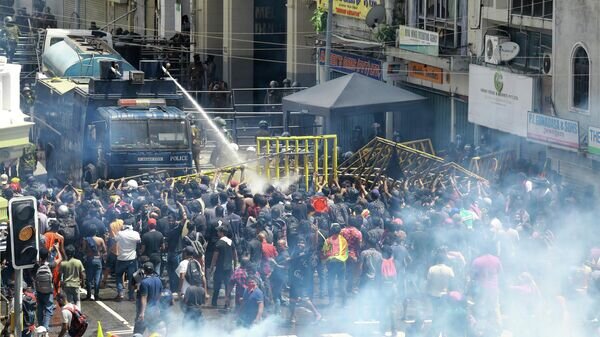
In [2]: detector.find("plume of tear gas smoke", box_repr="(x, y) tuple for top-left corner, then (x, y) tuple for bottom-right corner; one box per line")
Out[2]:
(244, 171), (302, 195)
(165, 313), (280, 337)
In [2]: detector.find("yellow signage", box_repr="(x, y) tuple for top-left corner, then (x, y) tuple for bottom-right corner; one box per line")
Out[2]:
(317, 0), (382, 20)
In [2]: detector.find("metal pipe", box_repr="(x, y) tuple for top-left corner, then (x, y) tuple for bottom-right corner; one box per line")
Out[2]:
(14, 271), (23, 337)
(324, 0), (334, 81)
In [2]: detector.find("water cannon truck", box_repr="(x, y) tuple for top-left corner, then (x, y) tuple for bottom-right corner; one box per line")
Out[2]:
(34, 30), (193, 185)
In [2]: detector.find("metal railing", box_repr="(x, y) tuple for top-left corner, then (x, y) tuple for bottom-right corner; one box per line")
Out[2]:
(256, 135), (338, 190)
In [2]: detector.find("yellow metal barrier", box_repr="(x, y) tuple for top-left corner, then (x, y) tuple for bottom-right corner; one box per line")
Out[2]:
(257, 135), (338, 190)
(401, 138), (436, 156)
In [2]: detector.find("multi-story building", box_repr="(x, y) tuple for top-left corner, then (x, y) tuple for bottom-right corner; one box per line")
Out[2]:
(466, 0), (553, 169)
(312, 0), (471, 150)
(551, 0), (600, 193)
(0, 57), (34, 174)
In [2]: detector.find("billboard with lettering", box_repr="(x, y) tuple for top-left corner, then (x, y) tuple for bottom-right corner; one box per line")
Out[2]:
(397, 25), (439, 56)
(527, 112), (579, 150)
(588, 126), (600, 155)
(317, 0), (382, 20)
(318, 48), (383, 81)
(468, 65), (538, 137)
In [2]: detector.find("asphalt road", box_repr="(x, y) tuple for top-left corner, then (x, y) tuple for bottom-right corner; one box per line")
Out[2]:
(43, 277), (408, 337)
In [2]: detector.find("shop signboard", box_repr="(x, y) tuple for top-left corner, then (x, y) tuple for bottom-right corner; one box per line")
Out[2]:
(317, 0), (382, 20)
(527, 112), (579, 150)
(318, 48), (383, 81)
(407, 62), (443, 84)
(397, 25), (439, 56)
(468, 65), (537, 137)
(588, 126), (600, 155)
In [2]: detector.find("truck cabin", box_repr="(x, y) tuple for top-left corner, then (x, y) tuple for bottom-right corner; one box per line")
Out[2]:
(84, 99), (192, 180)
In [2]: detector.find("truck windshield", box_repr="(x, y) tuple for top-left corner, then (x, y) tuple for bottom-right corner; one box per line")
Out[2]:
(148, 120), (189, 149)
(110, 120), (188, 149)
(111, 121), (149, 149)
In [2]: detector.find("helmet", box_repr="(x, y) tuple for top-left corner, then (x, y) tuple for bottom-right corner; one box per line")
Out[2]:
(22, 86), (31, 93)
(4, 17), (13, 25)
(229, 143), (239, 151)
(282, 78), (291, 87)
(269, 80), (279, 88)
(126, 179), (138, 189)
(57, 205), (69, 217)
(258, 120), (268, 127)
(214, 117), (226, 127)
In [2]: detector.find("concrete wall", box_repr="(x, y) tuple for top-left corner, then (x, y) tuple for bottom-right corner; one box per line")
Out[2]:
(286, 0), (315, 87)
(223, 0), (254, 93)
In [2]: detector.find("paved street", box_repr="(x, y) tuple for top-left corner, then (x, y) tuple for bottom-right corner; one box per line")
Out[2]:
(43, 276), (410, 337)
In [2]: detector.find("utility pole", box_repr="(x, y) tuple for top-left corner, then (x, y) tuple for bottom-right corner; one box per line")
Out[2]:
(324, 0), (333, 81)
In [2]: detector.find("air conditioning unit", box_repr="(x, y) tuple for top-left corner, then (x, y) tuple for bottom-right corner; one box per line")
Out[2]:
(542, 53), (553, 75)
(485, 35), (510, 64)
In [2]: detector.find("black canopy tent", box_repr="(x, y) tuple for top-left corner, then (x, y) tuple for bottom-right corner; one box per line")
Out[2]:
(282, 72), (427, 134)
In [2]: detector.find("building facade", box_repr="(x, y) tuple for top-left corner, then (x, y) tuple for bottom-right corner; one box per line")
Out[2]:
(552, 0), (600, 193)
(0, 57), (34, 175)
(466, 0), (552, 171)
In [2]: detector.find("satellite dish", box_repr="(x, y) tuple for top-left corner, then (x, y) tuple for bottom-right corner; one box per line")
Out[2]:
(365, 5), (386, 28)
(498, 41), (520, 62)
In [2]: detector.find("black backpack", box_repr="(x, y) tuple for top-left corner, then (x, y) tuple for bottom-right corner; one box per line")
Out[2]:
(35, 264), (54, 294)
(185, 259), (204, 286)
(59, 218), (77, 243)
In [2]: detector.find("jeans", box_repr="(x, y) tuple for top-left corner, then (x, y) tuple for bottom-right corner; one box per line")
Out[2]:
(85, 257), (103, 298)
(167, 252), (181, 293)
(115, 259), (138, 299)
(36, 292), (54, 329)
(326, 259), (346, 305)
(211, 269), (232, 306)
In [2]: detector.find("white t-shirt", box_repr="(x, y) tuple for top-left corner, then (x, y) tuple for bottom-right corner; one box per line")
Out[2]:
(175, 259), (191, 295)
(61, 303), (79, 326)
(115, 229), (140, 261)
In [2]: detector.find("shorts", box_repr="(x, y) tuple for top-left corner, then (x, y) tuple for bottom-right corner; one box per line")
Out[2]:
(105, 252), (117, 271)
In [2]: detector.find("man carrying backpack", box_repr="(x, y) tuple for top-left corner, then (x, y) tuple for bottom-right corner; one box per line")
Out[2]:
(176, 246), (207, 299)
(57, 293), (88, 337)
(36, 246), (61, 329)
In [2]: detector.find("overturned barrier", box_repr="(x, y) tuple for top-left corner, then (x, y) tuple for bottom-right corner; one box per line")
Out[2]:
(339, 137), (488, 191)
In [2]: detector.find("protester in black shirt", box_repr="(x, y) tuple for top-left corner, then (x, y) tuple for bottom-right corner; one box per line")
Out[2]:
(210, 226), (236, 307)
(141, 219), (164, 274)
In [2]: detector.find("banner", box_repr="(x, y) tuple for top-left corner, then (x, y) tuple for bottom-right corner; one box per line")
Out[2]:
(317, 0), (382, 20)
(527, 112), (579, 150)
(588, 127), (600, 155)
(397, 25), (439, 56)
(318, 48), (383, 81)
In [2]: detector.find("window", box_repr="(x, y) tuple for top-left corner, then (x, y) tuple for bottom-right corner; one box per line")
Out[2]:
(511, 0), (553, 19)
(148, 120), (189, 149)
(572, 46), (590, 111)
(110, 121), (150, 149)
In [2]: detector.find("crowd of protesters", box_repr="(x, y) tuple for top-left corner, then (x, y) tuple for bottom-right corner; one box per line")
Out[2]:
(1, 156), (599, 337)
